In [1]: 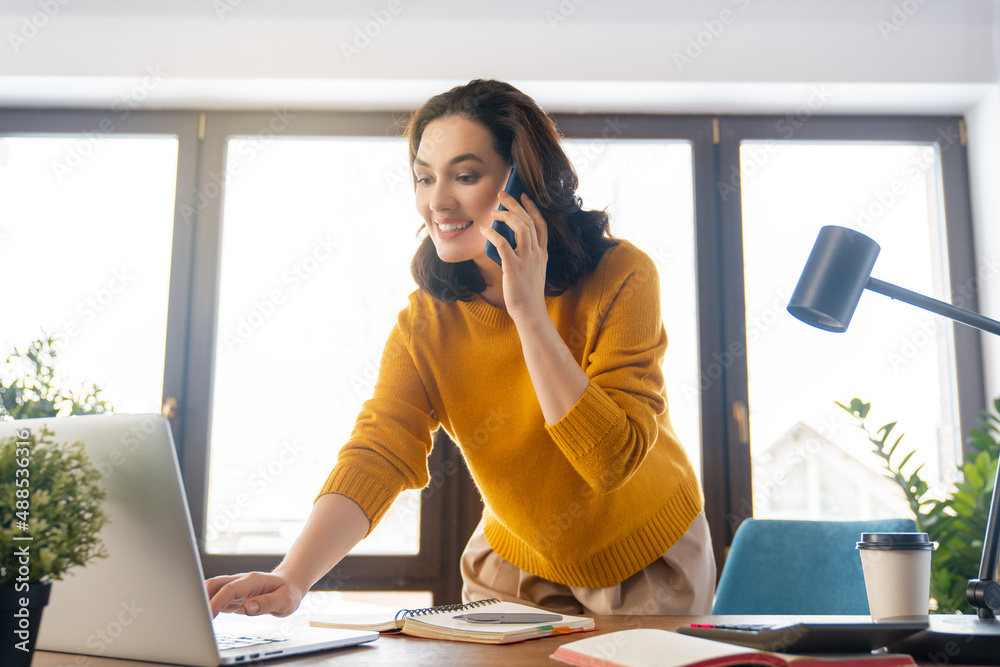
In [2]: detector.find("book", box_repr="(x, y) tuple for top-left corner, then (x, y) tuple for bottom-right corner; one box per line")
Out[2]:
(549, 629), (919, 667)
(310, 597), (595, 645)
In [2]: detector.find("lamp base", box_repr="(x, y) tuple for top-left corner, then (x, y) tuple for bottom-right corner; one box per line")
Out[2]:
(889, 614), (1000, 665)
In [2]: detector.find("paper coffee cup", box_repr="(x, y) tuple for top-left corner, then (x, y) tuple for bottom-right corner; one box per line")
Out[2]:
(856, 532), (935, 622)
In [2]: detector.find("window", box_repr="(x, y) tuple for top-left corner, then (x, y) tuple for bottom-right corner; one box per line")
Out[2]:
(0, 135), (176, 414)
(182, 113), (469, 602)
(207, 135), (423, 556)
(2, 109), (980, 600)
(188, 113), (715, 600)
(715, 117), (981, 546)
(0, 111), (198, 427)
(741, 142), (956, 520)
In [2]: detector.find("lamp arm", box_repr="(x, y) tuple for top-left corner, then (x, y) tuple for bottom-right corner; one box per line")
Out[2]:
(968, 474), (1000, 618)
(866, 278), (1000, 337)
(865, 277), (1000, 616)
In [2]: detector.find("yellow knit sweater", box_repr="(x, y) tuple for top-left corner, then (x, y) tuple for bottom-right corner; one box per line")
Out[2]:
(319, 240), (703, 588)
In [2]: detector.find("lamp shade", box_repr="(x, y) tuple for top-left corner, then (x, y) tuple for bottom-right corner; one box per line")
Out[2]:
(787, 226), (881, 332)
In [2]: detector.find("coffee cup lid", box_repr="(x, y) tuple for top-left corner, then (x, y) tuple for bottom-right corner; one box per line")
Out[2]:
(856, 532), (935, 550)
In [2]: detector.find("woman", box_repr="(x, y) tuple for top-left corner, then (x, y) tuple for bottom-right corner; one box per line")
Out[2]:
(207, 79), (715, 617)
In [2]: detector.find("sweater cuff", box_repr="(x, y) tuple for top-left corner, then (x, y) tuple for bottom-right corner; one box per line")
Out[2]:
(316, 465), (401, 536)
(546, 381), (626, 461)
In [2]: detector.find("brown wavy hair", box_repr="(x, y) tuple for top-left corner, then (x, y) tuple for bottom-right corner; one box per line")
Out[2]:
(405, 79), (616, 302)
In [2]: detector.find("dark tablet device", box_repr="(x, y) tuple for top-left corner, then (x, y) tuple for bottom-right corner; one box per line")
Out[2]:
(677, 620), (928, 653)
(485, 164), (526, 266)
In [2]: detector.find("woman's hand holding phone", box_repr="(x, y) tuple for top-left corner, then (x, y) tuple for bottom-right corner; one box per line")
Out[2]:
(480, 166), (549, 325)
(485, 165), (526, 266)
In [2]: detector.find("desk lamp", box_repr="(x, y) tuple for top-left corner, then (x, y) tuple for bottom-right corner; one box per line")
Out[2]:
(788, 225), (1000, 664)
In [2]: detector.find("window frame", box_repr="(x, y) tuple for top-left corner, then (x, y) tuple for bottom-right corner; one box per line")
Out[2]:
(0, 108), (982, 598)
(714, 115), (984, 549)
(183, 111), (481, 600)
(0, 107), (201, 457)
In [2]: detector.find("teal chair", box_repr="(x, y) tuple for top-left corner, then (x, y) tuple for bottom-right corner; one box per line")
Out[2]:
(712, 518), (917, 615)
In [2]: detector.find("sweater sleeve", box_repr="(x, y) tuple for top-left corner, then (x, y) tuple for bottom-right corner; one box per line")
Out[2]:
(317, 307), (439, 533)
(545, 248), (670, 494)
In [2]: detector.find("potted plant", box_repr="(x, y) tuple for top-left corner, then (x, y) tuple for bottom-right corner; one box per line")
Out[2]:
(0, 333), (111, 419)
(839, 396), (1000, 613)
(0, 426), (108, 664)
(0, 333), (111, 666)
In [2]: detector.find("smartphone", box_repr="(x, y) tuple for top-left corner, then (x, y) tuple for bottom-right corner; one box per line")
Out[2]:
(485, 164), (526, 266)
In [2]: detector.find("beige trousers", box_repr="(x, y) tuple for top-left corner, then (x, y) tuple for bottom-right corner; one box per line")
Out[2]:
(460, 512), (716, 615)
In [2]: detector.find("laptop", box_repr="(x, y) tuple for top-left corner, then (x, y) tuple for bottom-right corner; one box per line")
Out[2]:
(3, 413), (378, 666)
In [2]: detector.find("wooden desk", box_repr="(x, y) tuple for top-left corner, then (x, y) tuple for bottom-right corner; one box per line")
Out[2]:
(28, 615), (962, 666)
(34, 614), (686, 666)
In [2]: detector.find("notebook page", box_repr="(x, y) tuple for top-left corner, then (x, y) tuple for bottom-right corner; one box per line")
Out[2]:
(551, 629), (783, 667)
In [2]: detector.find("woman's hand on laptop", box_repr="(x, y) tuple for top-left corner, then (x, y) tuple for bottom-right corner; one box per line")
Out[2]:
(206, 494), (370, 619)
(206, 571), (305, 618)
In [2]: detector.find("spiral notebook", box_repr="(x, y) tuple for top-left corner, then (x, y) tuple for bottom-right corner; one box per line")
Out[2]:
(310, 598), (596, 645)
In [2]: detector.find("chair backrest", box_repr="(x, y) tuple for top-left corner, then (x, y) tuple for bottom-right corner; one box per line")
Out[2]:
(712, 517), (917, 615)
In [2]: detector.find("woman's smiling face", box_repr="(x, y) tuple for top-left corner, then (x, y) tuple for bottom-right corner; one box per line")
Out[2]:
(413, 115), (510, 266)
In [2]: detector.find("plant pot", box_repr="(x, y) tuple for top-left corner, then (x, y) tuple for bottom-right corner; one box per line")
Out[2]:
(0, 581), (51, 667)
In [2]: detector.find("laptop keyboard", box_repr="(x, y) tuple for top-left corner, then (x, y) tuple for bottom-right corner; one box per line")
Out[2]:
(216, 633), (283, 651)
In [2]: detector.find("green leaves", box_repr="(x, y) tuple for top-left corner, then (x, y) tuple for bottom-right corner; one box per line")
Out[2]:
(0, 332), (112, 420)
(840, 396), (1000, 613)
(838, 400), (934, 526)
(0, 334), (113, 585)
(835, 398), (871, 421)
(0, 428), (108, 585)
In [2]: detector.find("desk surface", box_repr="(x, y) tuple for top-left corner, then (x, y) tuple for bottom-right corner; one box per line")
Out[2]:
(30, 614), (956, 667)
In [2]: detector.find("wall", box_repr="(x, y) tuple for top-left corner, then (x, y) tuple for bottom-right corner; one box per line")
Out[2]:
(0, 0), (996, 112)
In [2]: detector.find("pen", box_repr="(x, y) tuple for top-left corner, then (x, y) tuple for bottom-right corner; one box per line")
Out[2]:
(453, 612), (564, 624)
